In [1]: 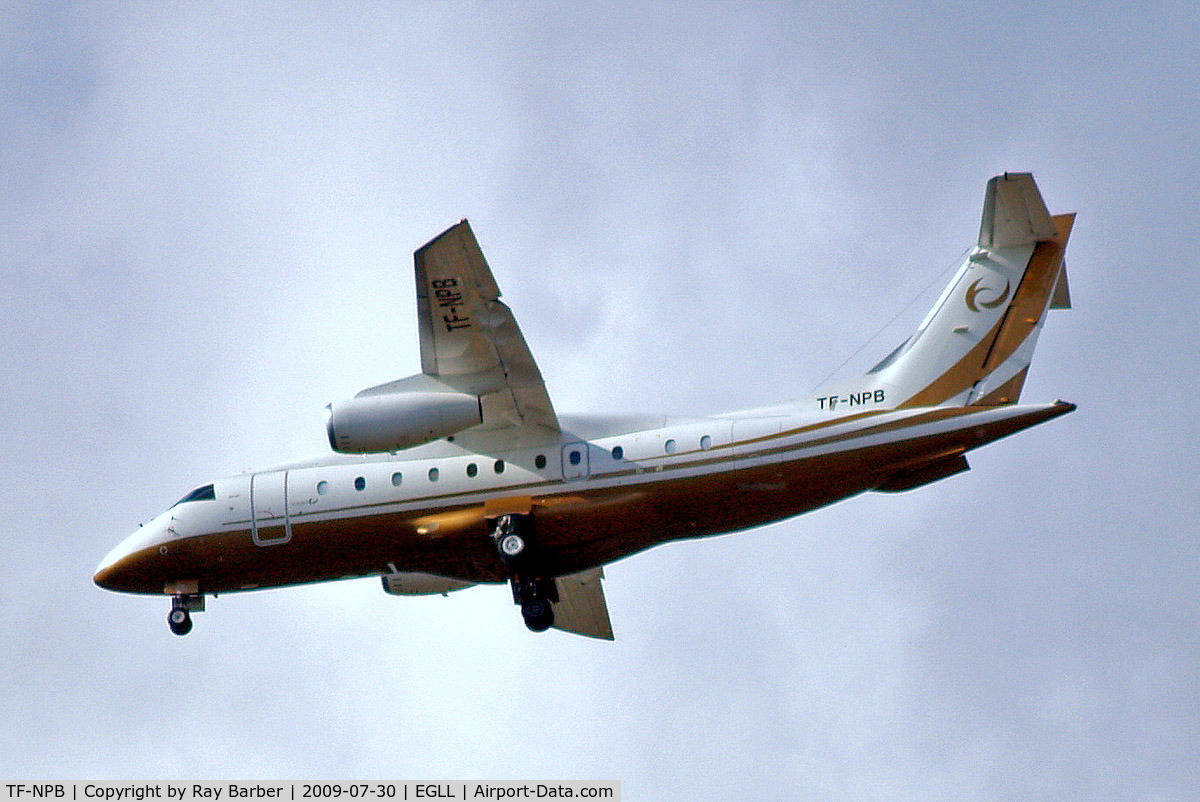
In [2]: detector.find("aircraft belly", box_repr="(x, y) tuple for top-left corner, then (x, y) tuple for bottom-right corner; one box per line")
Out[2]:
(530, 414), (1045, 571)
(179, 510), (504, 593)
(185, 458), (888, 592)
(530, 459), (876, 571)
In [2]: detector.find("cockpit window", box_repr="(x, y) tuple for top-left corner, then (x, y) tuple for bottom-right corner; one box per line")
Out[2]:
(173, 484), (215, 506)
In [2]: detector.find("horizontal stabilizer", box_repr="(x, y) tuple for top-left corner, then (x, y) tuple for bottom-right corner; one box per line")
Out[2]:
(1050, 262), (1072, 309)
(979, 172), (1057, 248)
(552, 568), (614, 640)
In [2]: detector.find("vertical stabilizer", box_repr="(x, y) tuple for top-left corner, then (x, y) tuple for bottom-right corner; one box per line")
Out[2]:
(814, 174), (1074, 412)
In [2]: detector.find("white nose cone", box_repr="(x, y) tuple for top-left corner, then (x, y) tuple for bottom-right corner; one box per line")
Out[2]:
(95, 530), (139, 575)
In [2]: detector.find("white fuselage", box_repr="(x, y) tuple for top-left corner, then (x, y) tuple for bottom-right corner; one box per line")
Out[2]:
(95, 398), (1072, 596)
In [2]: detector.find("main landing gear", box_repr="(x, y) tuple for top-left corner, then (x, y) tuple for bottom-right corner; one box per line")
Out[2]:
(512, 577), (557, 632)
(493, 514), (527, 563)
(168, 593), (205, 636)
(490, 514), (558, 633)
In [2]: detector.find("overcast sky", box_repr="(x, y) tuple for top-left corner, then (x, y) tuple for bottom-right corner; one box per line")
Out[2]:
(3, 1), (1198, 797)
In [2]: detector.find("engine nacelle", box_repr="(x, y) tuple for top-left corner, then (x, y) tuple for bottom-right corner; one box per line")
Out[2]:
(381, 572), (476, 596)
(326, 390), (482, 453)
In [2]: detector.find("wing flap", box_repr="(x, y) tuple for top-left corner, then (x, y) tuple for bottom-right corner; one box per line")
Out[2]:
(552, 568), (615, 641)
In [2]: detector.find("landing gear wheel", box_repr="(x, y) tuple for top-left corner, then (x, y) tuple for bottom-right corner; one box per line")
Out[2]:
(521, 598), (555, 632)
(500, 533), (525, 557)
(492, 514), (533, 569)
(513, 576), (558, 633)
(167, 607), (192, 636)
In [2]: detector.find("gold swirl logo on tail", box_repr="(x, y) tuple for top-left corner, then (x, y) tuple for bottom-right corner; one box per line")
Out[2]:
(965, 278), (1011, 312)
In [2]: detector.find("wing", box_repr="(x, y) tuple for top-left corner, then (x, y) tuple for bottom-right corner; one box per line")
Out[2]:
(552, 568), (615, 641)
(414, 221), (560, 440)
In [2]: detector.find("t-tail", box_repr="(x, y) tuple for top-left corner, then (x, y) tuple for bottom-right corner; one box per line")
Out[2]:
(817, 173), (1074, 412)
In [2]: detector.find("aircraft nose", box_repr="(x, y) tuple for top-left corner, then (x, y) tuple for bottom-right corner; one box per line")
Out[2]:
(92, 560), (124, 591)
(94, 525), (163, 594)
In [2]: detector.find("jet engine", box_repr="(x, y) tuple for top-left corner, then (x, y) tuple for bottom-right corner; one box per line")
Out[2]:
(381, 572), (476, 596)
(326, 390), (482, 453)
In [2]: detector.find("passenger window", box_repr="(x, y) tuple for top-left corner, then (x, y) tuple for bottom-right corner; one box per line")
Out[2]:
(428, 467), (439, 482)
(612, 446), (624, 460)
(569, 450), (582, 466)
(354, 476), (365, 491)
(316, 481), (328, 496)
(665, 439), (677, 454)
(494, 460), (505, 474)
(391, 472), (403, 487)
(700, 435), (712, 450)
(535, 454), (547, 470)
(467, 463), (478, 478)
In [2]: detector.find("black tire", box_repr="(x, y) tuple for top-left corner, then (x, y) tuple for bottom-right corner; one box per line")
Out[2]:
(168, 608), (193, 636)
(521, 599), (555, 632)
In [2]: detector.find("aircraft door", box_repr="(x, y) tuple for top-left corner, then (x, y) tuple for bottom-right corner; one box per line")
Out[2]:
(562, 442), (590, 480)
(250, 470), (292, 545)
(732, 418), (783, 463)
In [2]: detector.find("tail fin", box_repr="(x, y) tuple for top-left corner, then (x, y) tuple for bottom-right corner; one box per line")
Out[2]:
(818, 174), (1073, 411)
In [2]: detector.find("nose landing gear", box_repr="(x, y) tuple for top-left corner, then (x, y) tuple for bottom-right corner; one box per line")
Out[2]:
(168, 593), (205, 636)
(167, 606), (192, 636)
(490, 514), (557, 633)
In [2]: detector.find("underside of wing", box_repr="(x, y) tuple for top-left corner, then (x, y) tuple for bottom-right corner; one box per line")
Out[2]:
(552, 568), (614, 640)
(414, 221), (560, 442)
